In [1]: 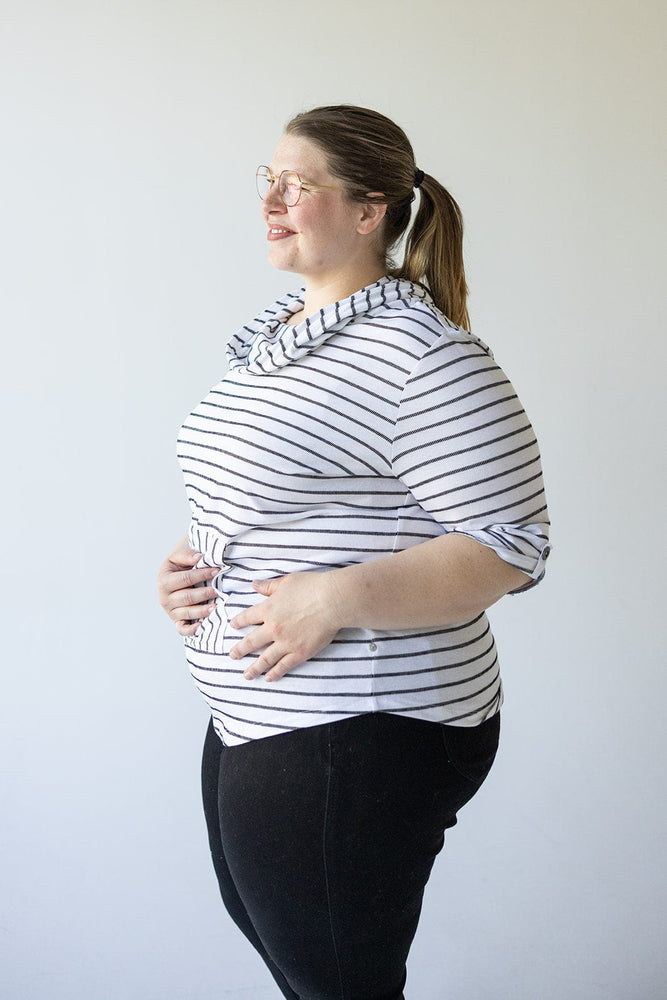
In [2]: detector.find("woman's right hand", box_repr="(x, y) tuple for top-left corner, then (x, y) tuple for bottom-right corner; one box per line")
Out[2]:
(157, 535), (219, 636)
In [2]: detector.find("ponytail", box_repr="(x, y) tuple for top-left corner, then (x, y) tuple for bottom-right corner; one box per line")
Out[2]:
(285, 105), (471, 329)
(397, 175), (470, 330)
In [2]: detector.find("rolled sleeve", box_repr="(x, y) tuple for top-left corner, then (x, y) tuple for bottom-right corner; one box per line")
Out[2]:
(391, 335), (550, 589)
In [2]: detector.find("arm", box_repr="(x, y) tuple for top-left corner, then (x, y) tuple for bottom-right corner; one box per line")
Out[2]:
(229, 533), (530, 681)
(229, 322), (549, 680)
(157, 535), (219, 637)
(331, 531), (530, 630)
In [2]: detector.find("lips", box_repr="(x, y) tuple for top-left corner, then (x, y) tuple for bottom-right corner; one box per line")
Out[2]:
(267, 225), (295, 241)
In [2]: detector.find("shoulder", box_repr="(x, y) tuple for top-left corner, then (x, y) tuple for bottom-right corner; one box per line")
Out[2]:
(356, 290), (495, 371)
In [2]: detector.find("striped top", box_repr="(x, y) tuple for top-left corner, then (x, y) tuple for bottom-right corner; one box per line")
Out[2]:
(177, 276), (550, 746)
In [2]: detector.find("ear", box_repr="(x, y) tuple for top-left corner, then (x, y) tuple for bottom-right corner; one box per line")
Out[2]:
(356, 194), (387, 235)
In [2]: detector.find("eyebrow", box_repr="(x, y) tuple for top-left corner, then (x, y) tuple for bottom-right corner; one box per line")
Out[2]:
(269, 165), (300, 175)
(268, 165), (321, 182)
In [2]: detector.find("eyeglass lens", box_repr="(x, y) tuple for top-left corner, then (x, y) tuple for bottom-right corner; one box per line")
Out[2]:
(256, 168), (302, 207)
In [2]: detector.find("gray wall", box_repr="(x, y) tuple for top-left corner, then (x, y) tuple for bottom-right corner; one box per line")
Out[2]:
(2, 1), (665, 997)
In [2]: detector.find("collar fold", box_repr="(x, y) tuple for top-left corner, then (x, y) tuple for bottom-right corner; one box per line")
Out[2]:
(227, 276), (433, 375)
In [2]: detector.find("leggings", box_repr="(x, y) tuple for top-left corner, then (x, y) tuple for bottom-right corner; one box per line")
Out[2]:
(201, 710), (500, 1000)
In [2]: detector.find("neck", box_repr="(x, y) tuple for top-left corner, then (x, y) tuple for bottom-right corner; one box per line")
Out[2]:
(300, 264), (387, 319)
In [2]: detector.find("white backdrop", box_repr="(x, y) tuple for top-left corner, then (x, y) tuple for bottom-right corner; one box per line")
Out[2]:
(2, 2), (665, 998)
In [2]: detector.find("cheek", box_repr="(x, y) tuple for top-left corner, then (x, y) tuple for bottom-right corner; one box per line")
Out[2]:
(300, 199), (356, 238)
(317, 213), (358, 250)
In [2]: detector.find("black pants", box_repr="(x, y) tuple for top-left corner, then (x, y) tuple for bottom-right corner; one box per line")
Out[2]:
(201, 711), (500, 1000)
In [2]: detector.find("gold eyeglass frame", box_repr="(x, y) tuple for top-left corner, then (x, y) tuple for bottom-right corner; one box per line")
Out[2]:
(256, 166), (344, 207)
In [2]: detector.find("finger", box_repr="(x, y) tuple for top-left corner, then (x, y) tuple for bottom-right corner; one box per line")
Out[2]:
(176, 620), (205, 636)
(251, 577), (281, 596)
(158, 548), (201, 578)
(264, 653), (301, 682)
(229, 625), (272, 661)
(163, 585), (217, 611)
(159, 571), (218, 608)
(170, 547), (202, 565)
(230, 605), (265, 630)
(242, 646), (283, 680)
(170, 602), (216, 623)
(173, 566), (218, 590)
(242, 658), (266, 681)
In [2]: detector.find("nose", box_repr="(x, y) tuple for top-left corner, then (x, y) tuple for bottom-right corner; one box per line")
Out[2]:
(261, 182), (287, 220)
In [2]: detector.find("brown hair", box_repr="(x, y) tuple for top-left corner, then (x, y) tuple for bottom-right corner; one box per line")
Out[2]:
(286, 105), (470, 329)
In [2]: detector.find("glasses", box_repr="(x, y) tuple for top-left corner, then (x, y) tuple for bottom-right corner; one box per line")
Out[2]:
(255, 166), (344, 207)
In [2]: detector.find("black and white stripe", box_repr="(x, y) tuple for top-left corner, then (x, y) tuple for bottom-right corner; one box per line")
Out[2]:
(177, 277), (549, 745)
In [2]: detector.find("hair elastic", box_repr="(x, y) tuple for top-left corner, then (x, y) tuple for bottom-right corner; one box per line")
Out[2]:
(414, 168), (425, 189)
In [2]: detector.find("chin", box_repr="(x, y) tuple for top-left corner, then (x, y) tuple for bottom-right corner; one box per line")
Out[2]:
(267, 247), (299, 274)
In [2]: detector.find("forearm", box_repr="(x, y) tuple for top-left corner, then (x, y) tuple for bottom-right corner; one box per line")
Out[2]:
(328, 532), (531, 631)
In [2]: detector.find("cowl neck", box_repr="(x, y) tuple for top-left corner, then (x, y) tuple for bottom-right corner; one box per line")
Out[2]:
(226, 276), (433, 375)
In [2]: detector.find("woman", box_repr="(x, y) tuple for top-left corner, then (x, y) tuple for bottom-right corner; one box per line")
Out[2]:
(158, 105), (549, 999)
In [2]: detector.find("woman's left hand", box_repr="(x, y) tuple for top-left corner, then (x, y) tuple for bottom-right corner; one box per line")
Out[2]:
(229, 572), (345, 682)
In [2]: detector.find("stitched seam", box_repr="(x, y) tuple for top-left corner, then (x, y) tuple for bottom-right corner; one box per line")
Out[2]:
(322, 727), (346, 1000)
